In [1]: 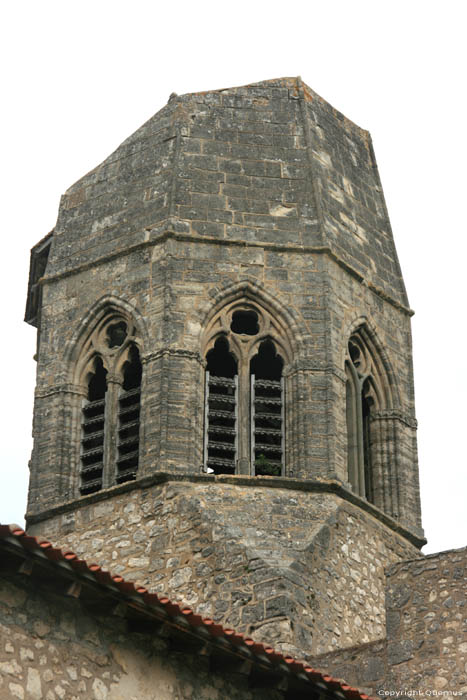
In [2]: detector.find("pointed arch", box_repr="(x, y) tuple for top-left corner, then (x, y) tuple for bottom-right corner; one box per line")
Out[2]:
(64, 295), (149, 384)
(344, 315), (401, 409)
(344, 317), (401, 514)
(200, 279), (303, 361)
(201, 281), (294, 477)
(64, 296), (147, 496)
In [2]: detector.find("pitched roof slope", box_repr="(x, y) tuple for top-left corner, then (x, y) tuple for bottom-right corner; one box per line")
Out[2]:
(0, 523), (372, 700)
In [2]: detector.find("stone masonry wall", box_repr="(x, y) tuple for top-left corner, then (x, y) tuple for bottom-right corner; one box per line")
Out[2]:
(28, 233), (420, 533)
(46, 78), (407, 307)
(29, 479), (420, 659)
(304, 85), (408, 307)
(27, 77), (422, 535)
(0, 567), (283, 700)
(384, 547), (467, 693)
(306, 547), (467, 696)
(309, 640), (388, 698)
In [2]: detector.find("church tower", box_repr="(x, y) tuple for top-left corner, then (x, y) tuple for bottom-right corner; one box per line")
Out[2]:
(25, 78), (424, 659)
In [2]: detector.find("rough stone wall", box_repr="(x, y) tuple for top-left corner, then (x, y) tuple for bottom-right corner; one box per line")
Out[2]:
(0, 568), (283, 700)
(303, 84), (408, 307)
(29, 479), (420, 658)
(308, 547), (467, 695)
(384, 547), (467, 693)
(309, 640), (388, 697)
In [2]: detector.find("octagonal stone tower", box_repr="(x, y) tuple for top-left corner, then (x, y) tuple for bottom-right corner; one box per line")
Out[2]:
(25, 77), (424, 658)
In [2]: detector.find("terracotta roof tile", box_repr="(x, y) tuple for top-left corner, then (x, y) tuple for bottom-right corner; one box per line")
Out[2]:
(0, 523), (374, 699)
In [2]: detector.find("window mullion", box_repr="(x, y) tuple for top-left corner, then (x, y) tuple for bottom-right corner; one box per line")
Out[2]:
(204, 371), (210, 471)
(236, 359), (251, 475)
(102, 378), (121, 489)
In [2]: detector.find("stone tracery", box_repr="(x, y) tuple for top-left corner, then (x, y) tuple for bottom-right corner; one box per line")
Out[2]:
(203, 300), (290, 476)
(76, 310), (142, 495)
(345, 324), (400, 516)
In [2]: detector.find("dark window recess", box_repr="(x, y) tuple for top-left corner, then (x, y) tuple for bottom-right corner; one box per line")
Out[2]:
(362, 380), (374, 503)
(346, 336), (376, 505)
(106, 321), (127, 348)
(24, 233), (52, 328)
(251, 340), (284, 476)
(204, 337), (238, 475)
(117, 345), (142, 484)
(230, 310), (259, 336)
(80, 357), (107, 495)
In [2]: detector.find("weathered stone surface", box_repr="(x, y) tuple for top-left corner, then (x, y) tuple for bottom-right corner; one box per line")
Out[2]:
(0, 567), (296, 699)
(24, 77), (463, 696)
(308, 546), (467, 695)
(25, 77), (422, 540)
(29, 478), (419, 657)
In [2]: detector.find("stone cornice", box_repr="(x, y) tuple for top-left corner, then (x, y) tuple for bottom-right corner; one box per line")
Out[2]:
(35, 383), (86, 399)
(370, 409), (418, 429)
(26, 471), (426, 549)
(38, 224), (414, 317)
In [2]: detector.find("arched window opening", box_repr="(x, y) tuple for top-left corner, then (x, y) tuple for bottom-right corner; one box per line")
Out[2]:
(250, 340), (284, 476)
(345, 369), (359, 494)
(117, 344), (142, 484)
(345, 333), (382, 504)
(204, 337), (238, 475)
(80, 356), (107, 495)
(74, 308), (144, 497)
(203, 301), (291, 476)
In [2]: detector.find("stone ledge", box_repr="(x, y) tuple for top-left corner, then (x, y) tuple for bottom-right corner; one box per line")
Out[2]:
(37, 226), (414, 317)
(26, 471), (426, 548)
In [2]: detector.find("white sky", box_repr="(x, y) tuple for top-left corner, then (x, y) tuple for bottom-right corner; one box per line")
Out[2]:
(1, 1), (465, 555)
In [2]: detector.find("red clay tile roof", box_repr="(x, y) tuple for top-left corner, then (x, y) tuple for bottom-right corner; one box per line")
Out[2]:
(0, 523), (372, 700)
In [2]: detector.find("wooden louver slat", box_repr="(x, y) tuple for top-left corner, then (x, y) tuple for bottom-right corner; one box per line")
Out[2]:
(117, 387), (141, 484)
(80, 397), (105, 494)
(204, 371), (238, 474)
(251, 375), (284, 477)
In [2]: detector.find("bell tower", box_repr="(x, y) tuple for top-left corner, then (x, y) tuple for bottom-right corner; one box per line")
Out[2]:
(25, 78), (424, 658)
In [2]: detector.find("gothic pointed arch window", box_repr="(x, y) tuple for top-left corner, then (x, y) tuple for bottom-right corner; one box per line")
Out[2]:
(345, 327), (390, 507)
(77, 313), (143, 495)
(203, 302), (289, 477)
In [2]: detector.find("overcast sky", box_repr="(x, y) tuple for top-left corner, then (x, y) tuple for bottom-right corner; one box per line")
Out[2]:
(1, 1), (465, 554)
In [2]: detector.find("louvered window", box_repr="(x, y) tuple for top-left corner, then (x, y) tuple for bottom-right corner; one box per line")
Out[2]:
(204, 337), (238, 474)
(203, 314), (285, 476)
(117, 345), (142, 484)
(251, 340), (284, 476)
(204, 373), (238, 474)
(251, 377), (284, 476)
(77, 314), (143, 497)
(80, 357), (107, 494)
